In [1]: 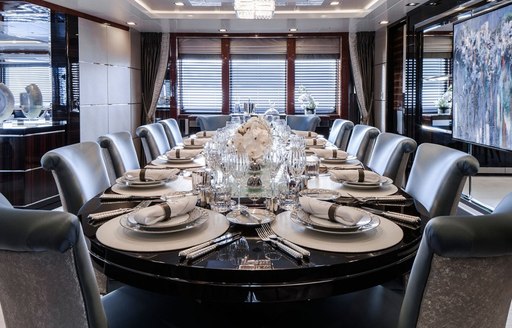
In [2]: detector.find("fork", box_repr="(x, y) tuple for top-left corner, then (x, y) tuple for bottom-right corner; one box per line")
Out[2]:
(88, 200), (152, 227)
(255, 226), (303, 261)
(260, 224), (311, 258)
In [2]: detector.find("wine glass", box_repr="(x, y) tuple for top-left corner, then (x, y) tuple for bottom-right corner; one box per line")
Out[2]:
(228, 150), (249, 212)
(286, 146), (306, 209)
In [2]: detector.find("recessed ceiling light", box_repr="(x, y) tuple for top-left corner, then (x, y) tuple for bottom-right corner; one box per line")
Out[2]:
(406, 2), (419, 6)
(330, 1), (340, 5)
(175, 2), (185, 6)
(379, 20), (389, 25)
(127, 21), (136, 26)
(289, 28), (297, 32)
(219, 28), (227, 32)
(428, 1), (438, 5)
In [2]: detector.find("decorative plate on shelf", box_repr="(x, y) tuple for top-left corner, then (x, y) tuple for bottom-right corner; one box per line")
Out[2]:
(0, 83), (15, 122)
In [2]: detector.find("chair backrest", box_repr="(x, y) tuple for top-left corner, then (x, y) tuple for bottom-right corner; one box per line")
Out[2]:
(346, 124), (380, 164)
(135, 123), (171, 163)
(0, 193), (12, 208)
(159, 118), (184, 148)
(0, 206), (107, 328)
(366, 132), (417, 188)
(398, 213), (512, 328)
(97, 131), (140, 182)
(405, 143), (479, 218)
(286, 115), (321, 131)
(41, 142), (111, 215)
(327, 119), (354, 150)
(196, 115), (231, 131)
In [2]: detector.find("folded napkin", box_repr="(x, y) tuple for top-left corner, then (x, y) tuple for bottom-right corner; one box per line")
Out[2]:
(124, 168), (179, 182)
(166, 148), (202, 159)
(311, 149), (348, 159)
(305, 138), (327, 147)
(299, 197), (363, 226)
(195, 131), (216, 138)
(293, 130), (318, 138)
(183, 138), (209, 146)
(131, 195), (198, 225)
(330, 169), (381, 183)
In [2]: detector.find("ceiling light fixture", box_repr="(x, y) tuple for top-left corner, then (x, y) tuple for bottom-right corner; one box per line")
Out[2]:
(289, 28), (297, 32)
(406, 2), (419, 6)
(175, 2), (184, 6)
(234, 0), (275, 19)
(219, 28), (227, 32)
(127, 21), (137, 26)
(330, 1), (340, 5)
(379, 20), (389, 24)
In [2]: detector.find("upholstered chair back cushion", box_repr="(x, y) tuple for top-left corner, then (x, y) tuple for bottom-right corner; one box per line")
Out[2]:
(327, 119), (354, 150)
(405, 143), (479, 218)
(98, 131), (140, 181)
(41, 142), (111, 215)
(0, 207), (107, 328)
(196, 115), (231, 131)
(0, 192), (12, 208)
(286, 115), (321, 131)
(346, 124), (380, 164)
(135, 123), (171, 163)
(398, 214), (512, 328)
(367, 132), (417, 187)
(159, 118), (184, 148)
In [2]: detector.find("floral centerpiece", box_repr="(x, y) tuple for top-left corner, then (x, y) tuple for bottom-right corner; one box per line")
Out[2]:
(298, 85), (318, 115)
(232, 116), (273, 164)
(435, 85), (452, 114)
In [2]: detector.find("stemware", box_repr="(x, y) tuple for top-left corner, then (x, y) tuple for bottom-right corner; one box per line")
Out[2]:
(282, 146), (306, 209)
(228, 150), (250, 212)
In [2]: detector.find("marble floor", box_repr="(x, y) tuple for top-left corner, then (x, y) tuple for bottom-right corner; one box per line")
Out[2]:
(462, 175), (512, 211)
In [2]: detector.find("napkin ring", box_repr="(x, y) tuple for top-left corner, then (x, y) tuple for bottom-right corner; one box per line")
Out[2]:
(332, 149), (337, 158)
(175, 148), (181, 158)
(139, 169), (147, 181)
(358, 168), (365, 182)
(160, 202), (172, 219)
(328, 204), (339, 222)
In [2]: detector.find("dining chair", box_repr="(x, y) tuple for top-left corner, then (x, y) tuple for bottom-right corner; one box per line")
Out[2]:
(97, 131), (140, 183)
(135, 123), (171, 163)
(286, 115), (321, 131)
(159, 118), (184, 148)
(327, 119), (354, 150)
(345, 124), (380, 165)
(41, 141), (111, 216)
(366, 132), (417, 188)
(0, 205), (188, 328)
(196, 115), (231, 131)
(405, 143), (479, 219)
(398, 210), (512, 328)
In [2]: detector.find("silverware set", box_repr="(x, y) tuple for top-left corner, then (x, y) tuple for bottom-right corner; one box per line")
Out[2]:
(88, 200), (153, 227)
(179, 233), (242, 261)
(255, 224), (309, 261)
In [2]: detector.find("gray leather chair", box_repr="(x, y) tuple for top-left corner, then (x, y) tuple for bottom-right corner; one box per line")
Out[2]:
(159, 118), (184, 148)
(135, 123), (171, 163)
(41, 142), (111, 215)
(196, 115), (230, 131)
(367, 132), (417, 188)
(346, 124), (380, 165)
(0, 205), (184, 327)
(98, 131), (140, 182)
(398, 208), (512, 328)
(327, 119), (354, 150)
(286, 115), (321, 131)
(405, 143), (479, 219)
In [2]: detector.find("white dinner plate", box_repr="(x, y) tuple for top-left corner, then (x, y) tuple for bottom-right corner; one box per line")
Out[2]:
(321, 155), (357, 164)
(342, 177), (393, 189)
(115, 176), (176, 188)
(299, 188), (340, 201)
(157, 155), (195, 163)
(291, 209), (380, 234)
(226, 208), (276, 226)
(120, 207), (208, 234)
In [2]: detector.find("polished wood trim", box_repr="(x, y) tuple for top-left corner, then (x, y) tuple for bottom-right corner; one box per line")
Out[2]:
(26, 0), (129, 31)
(221, 38), (231, 115)
(286, 38), (296, 115)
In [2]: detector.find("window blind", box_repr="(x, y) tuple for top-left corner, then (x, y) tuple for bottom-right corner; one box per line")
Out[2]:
(422, 57), (452, 112)
(3, 65), (52, 106)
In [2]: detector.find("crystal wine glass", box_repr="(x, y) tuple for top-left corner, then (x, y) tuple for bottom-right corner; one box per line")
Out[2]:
(228, 150), (249, 212)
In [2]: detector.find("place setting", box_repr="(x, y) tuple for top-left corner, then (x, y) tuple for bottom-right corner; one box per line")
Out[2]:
(151, 148), (206, 169)
(108, 168), (183, 197)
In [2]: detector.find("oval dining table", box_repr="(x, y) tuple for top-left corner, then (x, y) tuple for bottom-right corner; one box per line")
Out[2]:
(78, 174), (424, 304)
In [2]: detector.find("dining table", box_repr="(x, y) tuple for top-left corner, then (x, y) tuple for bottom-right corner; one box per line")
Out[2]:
(79, 164), (424, 303)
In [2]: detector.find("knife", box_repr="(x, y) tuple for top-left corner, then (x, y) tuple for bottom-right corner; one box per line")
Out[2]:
(179, 233), (241, 258)
(185, 235), (242, 261)
(361, 207), (421, 225)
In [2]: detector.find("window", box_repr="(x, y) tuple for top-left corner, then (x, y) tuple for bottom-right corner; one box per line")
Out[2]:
(295, 57), (338, 114)
(422, 57), (452, 113)
(3, 65), (52, 107)
(230, 56), (286, 114)
(177, 57), (223, 113)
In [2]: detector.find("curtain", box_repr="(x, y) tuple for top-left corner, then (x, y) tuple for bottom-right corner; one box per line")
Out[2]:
(141, 33), (170, 124)
(349, 32), (375, 125)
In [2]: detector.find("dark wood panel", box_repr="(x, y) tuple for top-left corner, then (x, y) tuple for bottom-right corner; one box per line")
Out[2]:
(0, 168), (58, 208)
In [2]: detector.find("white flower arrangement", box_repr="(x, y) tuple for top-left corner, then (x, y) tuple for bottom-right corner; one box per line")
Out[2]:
(435, 85), (453, 109)
(232, 116), (273, 163)
(298, 85), (318, 113)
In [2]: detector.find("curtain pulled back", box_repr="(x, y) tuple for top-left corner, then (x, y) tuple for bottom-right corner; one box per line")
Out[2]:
(141, 33), (170, 123)
(349, 32), (375, 125)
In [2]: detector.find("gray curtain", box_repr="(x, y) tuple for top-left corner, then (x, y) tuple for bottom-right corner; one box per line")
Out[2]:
(141, 33), (170, 124)
(349, 32), (375, 125)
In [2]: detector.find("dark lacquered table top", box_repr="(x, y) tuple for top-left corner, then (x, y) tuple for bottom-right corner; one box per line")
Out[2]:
(79, 181), (424, 303)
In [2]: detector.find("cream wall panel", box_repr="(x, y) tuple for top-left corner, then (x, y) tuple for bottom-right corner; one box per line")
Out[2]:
(107, 66), (131, 104)
(107, 27), (131, 67)
(78, 18), (108, 64)
(131, 103), (142, 135)
(130, 68), (142, 104)
(79, 62), (108, 105)
(80, 105), (109, 142)
(108, 105), (132, 133)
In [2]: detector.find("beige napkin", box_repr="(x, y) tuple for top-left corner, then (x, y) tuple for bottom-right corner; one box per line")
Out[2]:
(166, 148), (202, 159)
(299, 197), (363, 226)
(195, 131), (216, 138)
(183, 138), (209, 146)
(124, 168), (179, 181)
(312, 149), (348, 159)
(293, 130), (318, 138)
(132, 195), (198, 225)
(305, 138), (327, 146)
(330, 169), (381, 183)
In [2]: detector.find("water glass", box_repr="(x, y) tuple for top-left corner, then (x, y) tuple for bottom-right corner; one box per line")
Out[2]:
(305, 155), (320, 178)
(210, 184), (232, 213)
